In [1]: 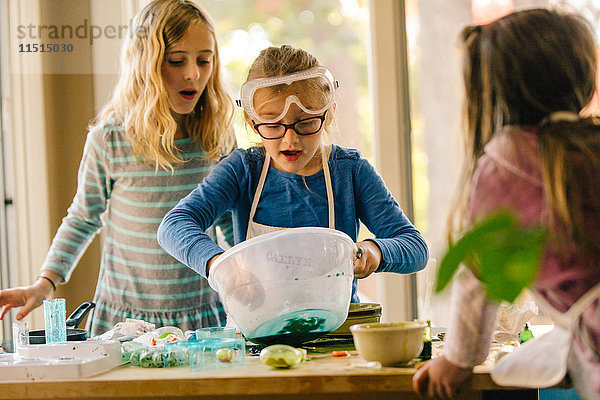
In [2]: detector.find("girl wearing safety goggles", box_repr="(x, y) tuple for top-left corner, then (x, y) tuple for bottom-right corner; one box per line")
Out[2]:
(158, 45), (429, 303)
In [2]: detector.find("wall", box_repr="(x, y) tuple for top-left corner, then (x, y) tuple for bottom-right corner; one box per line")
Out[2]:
(42, 72), (101, 326)
(40, 0), (101, 326)
(3, 0), (103, 330)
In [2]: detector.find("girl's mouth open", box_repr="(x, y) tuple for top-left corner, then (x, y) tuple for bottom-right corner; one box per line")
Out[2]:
(281, 150), (302, 161)
(180, 90), (197, 100)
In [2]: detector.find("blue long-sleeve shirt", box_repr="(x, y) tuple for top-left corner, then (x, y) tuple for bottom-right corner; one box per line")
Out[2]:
(158, 145), (429, 301)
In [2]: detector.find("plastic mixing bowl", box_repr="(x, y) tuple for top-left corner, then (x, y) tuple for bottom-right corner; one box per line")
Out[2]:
(208, 227), (355, 346)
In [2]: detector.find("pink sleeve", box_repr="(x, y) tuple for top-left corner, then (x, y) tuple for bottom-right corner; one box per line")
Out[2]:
(443, 143), (541, 368)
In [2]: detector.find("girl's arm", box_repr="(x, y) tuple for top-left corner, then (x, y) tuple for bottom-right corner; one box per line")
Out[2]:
(412, 266), (499, 399)
(157, 150), (246, 278)
(443, 267), (499, 367)
(414, 140), (532, 397)
(355, 159), (429, 274)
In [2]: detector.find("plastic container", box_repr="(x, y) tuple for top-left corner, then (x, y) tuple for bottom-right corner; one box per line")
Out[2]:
(208, 227), (355, 346)
(12, 321), (29, 355)
(163, 341), (193, 368)
(43, 298), (67, 343)
(195, 326), (236, 340)
(188, 339), (246, 371)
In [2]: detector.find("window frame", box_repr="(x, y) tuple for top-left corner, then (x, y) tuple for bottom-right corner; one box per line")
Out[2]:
(368, 0), (419, 322)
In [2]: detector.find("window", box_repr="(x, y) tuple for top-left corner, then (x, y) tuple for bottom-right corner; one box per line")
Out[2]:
(199, 0), (372, 156)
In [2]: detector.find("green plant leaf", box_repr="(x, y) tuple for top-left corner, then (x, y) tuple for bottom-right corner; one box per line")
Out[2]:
(436, 211), (515, 292)
(436, 210), (546, 303)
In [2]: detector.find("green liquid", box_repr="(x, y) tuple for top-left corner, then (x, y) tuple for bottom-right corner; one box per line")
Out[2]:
(247, 309), (341, 346)
(250, 331), (329, 346)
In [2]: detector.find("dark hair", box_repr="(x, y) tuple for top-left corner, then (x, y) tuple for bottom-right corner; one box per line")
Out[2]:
(451, 8), (600, 256)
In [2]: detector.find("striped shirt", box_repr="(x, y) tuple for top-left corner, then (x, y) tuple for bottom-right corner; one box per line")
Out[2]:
(40, 120), (226, 336)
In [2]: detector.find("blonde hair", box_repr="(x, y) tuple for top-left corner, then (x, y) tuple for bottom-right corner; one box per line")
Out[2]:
(243, 45), (337, 145)
(450, 8), (600, 256)
(95, 0), (234, 170)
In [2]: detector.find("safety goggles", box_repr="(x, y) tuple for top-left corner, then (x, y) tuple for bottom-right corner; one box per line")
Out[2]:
(236, 66), (339, 124)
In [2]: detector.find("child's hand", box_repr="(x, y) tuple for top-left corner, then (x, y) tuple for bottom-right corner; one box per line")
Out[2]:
(353, 241), (382, 279)
(225, 270), (266, 311)
(0, 280), (54, 321)
(209, 255), (265, 312)
(412, 355), (473, 398)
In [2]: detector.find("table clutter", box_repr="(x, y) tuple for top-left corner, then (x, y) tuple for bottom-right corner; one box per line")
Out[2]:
(28, 301), (95, 344)
(0, 293), (545, 394)
(0, 340), (123, 380)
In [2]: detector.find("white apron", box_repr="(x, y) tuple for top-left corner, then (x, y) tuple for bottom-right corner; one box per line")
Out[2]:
(246, 146), (335, 239)
(491, 282), (600, 388)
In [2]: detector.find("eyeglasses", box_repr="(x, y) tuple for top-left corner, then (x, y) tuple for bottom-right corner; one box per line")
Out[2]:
(252, 111), (328, 140)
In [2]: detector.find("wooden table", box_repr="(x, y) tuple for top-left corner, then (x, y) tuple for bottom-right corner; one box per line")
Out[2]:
(0, 350), (543, 400)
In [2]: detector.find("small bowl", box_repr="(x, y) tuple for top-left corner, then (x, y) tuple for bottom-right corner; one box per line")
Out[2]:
(350, 321), (426, 366)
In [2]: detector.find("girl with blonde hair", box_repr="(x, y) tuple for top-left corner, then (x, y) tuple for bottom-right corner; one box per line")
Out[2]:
(0, 0), (235, 335)
(158, 45), (428, 312)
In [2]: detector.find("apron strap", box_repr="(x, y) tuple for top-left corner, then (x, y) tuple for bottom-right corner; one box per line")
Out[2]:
(246, 151), (271, 239)
(246, 146), (336, 238)
(565, 282), (600, 322)
(533, 282), (600, 329)
(322, 145), (335, 229)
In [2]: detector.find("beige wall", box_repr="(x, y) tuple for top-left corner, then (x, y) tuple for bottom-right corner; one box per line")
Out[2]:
(39, 1), (101, 325)
(43, 73), (101, 325)
(4, 0), (104, 329)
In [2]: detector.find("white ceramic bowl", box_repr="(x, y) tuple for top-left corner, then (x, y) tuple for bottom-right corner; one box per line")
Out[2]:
(350, 321), (427, 365)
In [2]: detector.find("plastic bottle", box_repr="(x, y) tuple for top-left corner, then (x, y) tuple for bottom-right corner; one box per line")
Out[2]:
(519, 323), (534, 343)
(419, 320), (432, 360)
